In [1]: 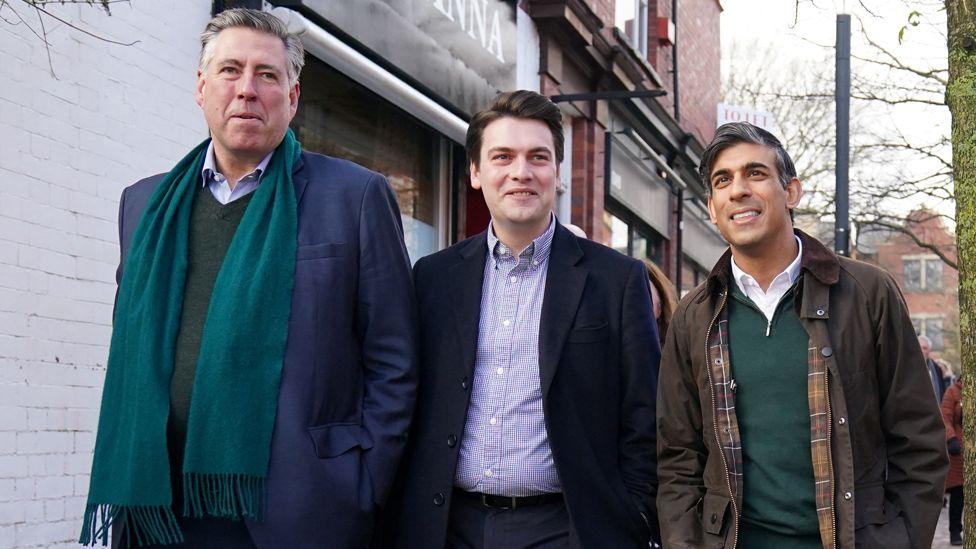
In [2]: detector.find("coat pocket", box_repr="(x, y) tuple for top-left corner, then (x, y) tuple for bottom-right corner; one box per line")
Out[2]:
(307, 422), (374, 458)
(701, 492), (731, 536)
(567, 323), (609, 343)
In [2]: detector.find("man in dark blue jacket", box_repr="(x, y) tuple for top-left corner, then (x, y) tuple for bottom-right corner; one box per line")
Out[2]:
(82, 9), (416, 548)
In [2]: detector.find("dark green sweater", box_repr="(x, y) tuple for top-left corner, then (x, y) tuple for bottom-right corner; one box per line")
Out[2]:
(167, 188), (254, 506)
(728, 283), (821, 548)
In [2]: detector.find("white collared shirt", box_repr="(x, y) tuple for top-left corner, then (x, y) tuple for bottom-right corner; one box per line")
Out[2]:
(200, 142), (274, 205)
(730, 235), (803, 324)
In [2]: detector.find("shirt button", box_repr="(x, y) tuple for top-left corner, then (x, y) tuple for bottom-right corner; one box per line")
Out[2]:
(433, 492), (445, 506)
(844, 491), (852, 500)
(509, 276), (517, 283)
(447, 434), (457, 447)
(496, 367), (504, 375)
(503, 320), (511, 327)
(489, 417), (497, 425)
(838, 417), (846, 425)
(532, 260), (538, 266)
(485, 469), (493, 477)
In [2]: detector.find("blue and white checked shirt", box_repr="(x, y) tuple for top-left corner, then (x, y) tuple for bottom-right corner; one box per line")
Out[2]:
(455, 215), (561, 496)
(200, 142), (273, 204)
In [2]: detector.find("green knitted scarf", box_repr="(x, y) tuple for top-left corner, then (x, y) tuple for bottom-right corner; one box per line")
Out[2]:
(80, 130), (301, 546)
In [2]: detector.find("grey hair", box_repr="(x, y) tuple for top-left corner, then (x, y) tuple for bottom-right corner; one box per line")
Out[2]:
(199, 8), (305, 84)
(699, 122), (797, 196)
(918, 334), (932, 347)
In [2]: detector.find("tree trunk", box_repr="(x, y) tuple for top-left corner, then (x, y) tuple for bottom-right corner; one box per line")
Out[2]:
(947, 0), (976, 546)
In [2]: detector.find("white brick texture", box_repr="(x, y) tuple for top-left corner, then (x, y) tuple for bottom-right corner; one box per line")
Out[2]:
(0, 2), (210, 546)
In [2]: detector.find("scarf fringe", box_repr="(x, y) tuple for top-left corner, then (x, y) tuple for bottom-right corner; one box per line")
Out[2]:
(183, 473), (265, 521)
(79, 503), (182, 547)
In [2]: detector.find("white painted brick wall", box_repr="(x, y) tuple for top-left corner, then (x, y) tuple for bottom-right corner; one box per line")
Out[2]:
(0, 2), (210, 546)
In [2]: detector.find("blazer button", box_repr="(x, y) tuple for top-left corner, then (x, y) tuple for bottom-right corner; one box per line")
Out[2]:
(844, 491), (852, 501)
(447, 434), (457, 447)
(821, 347), (833, 358)
(433, 492), (445, 506)
(461, 377), (469, 390)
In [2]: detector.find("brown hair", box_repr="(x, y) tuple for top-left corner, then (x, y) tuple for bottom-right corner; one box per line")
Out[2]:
(465, 90), (564, 168)
(642, 259), (679, 346)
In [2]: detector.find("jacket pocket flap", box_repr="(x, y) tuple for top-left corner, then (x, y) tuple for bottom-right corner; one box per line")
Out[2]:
(702, 493), (730, 535)
(567, 323), (609, 343)
(297, 242), (346, 260)
(307, 423), (374, 458)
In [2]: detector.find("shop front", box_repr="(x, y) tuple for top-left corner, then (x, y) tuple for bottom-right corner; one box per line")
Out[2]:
(268, 0), (518, 261)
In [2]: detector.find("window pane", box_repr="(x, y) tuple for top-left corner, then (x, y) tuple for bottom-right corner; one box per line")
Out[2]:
(604, 211), (629, 255)
(631, 228), (648, 259)
(292, 56), (441, 264)
(924, 259), (943, 290)
(926, 318), (944, 350)
(903, 259), (921, 292)
(615, 0), (639, 48)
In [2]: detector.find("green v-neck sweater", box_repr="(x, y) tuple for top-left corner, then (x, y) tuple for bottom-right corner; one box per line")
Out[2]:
(728, 284), (821, 548)
(167, 188), (255, 507)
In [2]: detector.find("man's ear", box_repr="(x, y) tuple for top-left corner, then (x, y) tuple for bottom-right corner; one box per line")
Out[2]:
(195, 70), (205, 108)
(470, 161), (481, 190)
(707, 195), (718, 225)
(785, 177), (803, 210)
(288, 81), (300, 118)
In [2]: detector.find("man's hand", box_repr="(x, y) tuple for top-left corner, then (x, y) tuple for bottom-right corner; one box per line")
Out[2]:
(948, 437), (962, 456)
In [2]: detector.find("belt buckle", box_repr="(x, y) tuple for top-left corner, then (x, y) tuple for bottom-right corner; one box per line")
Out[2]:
(480, 493), (514, 510)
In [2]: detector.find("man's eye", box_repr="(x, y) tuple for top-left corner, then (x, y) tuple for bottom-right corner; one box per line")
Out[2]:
(260, 72), (277, 80)
(493, 154), (510, 160)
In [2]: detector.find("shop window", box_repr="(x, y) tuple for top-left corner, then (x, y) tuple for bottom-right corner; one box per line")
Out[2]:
(604, 211), (629, 256)
(903, 256), (943, 292)
(615, 0), (649, 56)
(291, 56), (446, 264)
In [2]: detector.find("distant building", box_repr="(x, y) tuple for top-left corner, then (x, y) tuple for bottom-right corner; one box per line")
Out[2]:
(867, 211), (959, 369)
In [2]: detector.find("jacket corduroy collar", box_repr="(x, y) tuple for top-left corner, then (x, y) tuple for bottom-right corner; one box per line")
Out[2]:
(704, 228), (840, 298)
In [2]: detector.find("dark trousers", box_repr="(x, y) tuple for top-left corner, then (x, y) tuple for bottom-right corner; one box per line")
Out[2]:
(445, 491), (570, 549)
(949, 485), (964, 538)
(111, 515), (256, 549)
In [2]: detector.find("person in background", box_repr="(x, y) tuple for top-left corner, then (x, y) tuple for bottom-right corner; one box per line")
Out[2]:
(919, 335), (950, 402)
(941, 376), (964, 546)
(936, 358), (956, 387)
(641, 259), (679, 347)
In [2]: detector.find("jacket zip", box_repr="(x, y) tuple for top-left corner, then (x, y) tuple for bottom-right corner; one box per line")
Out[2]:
(824, 367), (837, 549)
(704, 289), (738, 548)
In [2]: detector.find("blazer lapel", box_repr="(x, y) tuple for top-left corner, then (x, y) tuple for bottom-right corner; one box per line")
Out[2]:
(449, 233), (489, 380)
(539, 225), (587, 396)
(291, 153), (310, 206)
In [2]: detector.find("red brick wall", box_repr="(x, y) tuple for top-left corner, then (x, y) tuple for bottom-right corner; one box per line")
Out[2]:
(646, 0), (721, 145)
(873, 213), (959, 365)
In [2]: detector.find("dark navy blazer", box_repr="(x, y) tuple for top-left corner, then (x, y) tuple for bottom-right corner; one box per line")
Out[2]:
(117, 151), (417, 548)
(390, 224), (660, 548)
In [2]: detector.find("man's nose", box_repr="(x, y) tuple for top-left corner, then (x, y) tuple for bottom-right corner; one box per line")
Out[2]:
(236, 72), (258, 100)
(729, 174), (751, 199)
(510, 157), (532, 180)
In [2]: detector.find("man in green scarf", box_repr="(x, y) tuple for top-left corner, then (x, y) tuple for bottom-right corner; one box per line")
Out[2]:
(81, 8), (417, 548)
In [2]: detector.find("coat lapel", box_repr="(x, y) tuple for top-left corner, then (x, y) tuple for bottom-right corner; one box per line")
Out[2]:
(539, 225), (586, 396)
(449, 233), (489, 380)
(291, 153), (310, 205)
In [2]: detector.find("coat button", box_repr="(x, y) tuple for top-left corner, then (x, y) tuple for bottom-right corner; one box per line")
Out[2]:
(821, 347), (833, 357)
(433, 492), (445, 506)
(710, 513), (717, 524)
(461, 377), (469, 390)
(844, 491), (852, 500)
(838, 417), (846, 425)
(447, 434), (457, 447)
(816, 309), (825, 316)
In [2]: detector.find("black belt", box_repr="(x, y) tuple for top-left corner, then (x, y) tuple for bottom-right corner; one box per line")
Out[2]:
(453, 488), (562, 510)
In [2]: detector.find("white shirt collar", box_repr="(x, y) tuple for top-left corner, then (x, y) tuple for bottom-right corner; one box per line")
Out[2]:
(730, 235), (803, 293)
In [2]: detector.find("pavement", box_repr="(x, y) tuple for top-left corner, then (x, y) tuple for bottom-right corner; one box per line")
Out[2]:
(932, 501), (957, 548)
